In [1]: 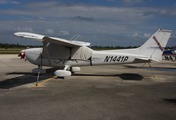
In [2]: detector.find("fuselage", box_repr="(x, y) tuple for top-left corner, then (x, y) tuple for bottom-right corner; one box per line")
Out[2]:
(24, 47), (147, 68)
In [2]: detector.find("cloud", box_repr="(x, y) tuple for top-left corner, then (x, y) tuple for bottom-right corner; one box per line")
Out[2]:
(0, 1), (175, 47)
(143, 33), (151, 38)
(59, 31), (69, 36)
(121, 0), (144, 6)
(143, 11), (153, 16)
(38, 17), (46, 20)
(107, 0), (144, 6)
(170, 35), (176, 39)
(74, 16), (95, 21)
(0, 0), (7, 4)
(133, 33), (138, 37)
(17, 27), (33, 32)
(0, 0), (20, 4)
(46, 29), (54, 34)
(143, 9), (176, 17)
(0, 2), (153, 22)
(131, 32), (151, 38)
(0, 4), (153, 34)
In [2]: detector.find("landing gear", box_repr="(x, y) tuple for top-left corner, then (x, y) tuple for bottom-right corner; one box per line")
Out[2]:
(140, 62), (156, 78)
(54, 65), (71, 79)
(70, 67), (80, 73)
(32, 68), (46, 86)
(148, 63), (155, 78)
(36, 71), (40, 86)
(54, 70), (71, 78)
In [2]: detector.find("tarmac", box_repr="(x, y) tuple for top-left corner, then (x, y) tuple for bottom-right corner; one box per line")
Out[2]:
(0, 55), (176, 120)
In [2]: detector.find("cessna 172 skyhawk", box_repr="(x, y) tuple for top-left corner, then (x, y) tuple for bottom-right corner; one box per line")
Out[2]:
(14, 29), (172, 78)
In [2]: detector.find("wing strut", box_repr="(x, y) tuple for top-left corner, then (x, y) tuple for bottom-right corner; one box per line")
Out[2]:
(43, 42), (52, 66)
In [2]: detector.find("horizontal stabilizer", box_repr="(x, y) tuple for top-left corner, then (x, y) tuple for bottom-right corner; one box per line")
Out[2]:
(135, 57), (160, 62)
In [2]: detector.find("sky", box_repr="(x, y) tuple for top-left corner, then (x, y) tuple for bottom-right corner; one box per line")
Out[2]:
(0, 0), (176, 47)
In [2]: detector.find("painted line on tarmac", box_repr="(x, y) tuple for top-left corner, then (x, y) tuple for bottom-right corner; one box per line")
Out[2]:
(144, 77), (158, 79)
(32, 76), (56, 87)
(31, 75), (158, 87)
(14, 63), (24, 64)
(0, 57), (18, 60)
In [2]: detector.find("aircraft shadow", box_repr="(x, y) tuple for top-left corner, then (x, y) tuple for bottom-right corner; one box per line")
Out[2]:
(125, 65), (176, 72)
(0, 68), (143, 89)
(0, 68), (57, 89)
(163, 99), (176, 104)
(73, 73), (143, 81)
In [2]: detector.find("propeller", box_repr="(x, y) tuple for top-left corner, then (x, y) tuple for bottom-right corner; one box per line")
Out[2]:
(20, 52), (25, 59)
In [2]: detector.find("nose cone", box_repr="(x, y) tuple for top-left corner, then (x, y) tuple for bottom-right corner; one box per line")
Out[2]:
(25, 48), (43, 65)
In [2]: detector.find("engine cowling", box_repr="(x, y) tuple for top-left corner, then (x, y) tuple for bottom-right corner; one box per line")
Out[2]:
(25, 48), (42, 65)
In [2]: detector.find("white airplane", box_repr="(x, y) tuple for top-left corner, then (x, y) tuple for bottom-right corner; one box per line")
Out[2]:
(14, 29), (172, 78)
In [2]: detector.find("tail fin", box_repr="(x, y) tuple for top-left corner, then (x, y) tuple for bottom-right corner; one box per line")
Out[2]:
(138, 29), (172, 61)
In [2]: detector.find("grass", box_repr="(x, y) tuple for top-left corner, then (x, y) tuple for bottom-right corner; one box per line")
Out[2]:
(92, 48), (118, 50)
(0, 48), (26, 54)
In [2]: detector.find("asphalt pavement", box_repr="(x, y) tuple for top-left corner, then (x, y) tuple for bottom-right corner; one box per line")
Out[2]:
(0, 55), (176, 120)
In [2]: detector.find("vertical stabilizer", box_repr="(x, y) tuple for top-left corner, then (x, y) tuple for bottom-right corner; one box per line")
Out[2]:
(138, 29), (172, 61)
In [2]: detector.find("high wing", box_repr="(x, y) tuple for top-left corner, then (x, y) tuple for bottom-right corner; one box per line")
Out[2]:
(14, 32), (90, 47)
(43, 36), (90, 47)
(14, 32), (92, 61)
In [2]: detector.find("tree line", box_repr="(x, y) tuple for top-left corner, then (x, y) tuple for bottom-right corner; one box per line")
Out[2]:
(91, 45), (139, 50)
(0, 43), (175, 50)
(0, 43), (42, 49)
(91, 45), (176, 50)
